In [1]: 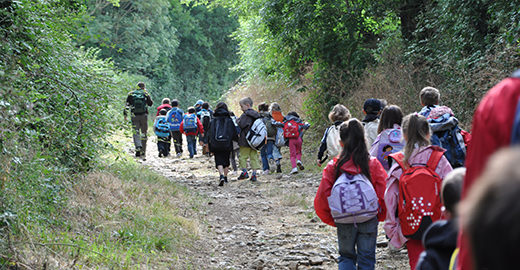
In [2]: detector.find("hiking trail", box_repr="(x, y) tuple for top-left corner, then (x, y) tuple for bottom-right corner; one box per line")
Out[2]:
(135, 139), (408, 269)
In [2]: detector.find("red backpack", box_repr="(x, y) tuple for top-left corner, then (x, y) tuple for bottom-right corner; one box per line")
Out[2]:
(390, 149), (445, 239)
(283, 120), (300, 139)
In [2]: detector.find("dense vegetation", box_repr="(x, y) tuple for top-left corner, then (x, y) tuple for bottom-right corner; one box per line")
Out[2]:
(205, 0), (520, 126)
(1, 0), (519, 268)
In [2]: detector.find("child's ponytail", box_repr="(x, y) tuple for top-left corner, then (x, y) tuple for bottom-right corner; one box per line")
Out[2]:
(334, 119), (371, 180)
(402, 113), (431, 163)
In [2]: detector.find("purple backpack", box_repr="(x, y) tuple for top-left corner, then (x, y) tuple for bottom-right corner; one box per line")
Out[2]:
(370, 125), (404, 170)
(327, 173), (379, 224)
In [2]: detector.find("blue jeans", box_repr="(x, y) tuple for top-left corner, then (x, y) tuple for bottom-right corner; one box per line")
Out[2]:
(336, 217), (378, 270)
(260, 140), (274, 171)
(186, 135), (197, 157)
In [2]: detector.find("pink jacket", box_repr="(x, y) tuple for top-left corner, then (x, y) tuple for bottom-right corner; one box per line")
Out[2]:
(383, 145), (453, 248)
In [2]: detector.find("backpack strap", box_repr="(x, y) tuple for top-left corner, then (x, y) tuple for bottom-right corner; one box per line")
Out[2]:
(426, 149), (445, 170)
(389, 152), (408, 171)
(511, 97), (520, 145)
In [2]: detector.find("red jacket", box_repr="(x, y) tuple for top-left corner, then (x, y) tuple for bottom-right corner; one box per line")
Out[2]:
(314, 157), (388, 227)
(179, 114), (204, 136)
(457, 77), (520, 270)
(156, 104), (172, 116)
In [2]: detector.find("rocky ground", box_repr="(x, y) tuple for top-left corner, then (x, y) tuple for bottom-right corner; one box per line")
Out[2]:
(136, 139), (409, 270)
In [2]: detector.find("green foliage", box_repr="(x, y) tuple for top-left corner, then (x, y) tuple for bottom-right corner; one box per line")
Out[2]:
(79, 0), (240, 107)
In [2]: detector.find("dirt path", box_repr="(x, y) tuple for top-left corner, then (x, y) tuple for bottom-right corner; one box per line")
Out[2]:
(137, 139), (409, 270)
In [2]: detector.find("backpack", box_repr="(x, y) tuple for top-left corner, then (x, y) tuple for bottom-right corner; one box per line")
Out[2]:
(209, 117), (233, 152)
(374, 127), (405, 170)
(327, 173), (379, 224)
(263, 116), (277, 137)
(183, 114), (198, 133)
(166, 108), (183, 131)
(154, 116), (170, 137)
(428, 108), (466, 168)
(275, 127), (285, 147)
(199, 109), (211, 130)
(283, 120), (300, 139)
(246, 118), (267, 151)
(390, 149), (445, 240)
(130, 90), (147, 115)
(326, 125), (342, 158)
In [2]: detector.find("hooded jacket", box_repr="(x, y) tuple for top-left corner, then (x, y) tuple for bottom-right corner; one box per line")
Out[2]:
(207, 107), (238, 152)
(314, 157), (388, 227)
(416, 219), (458, 270)
(237, 108), (261, 147)
(384, 145), (453, 249)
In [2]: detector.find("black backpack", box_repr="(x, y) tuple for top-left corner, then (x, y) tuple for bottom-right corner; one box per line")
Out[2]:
(131, 89), (147, 115)
(263, 116), (277, 137)
(209, 117), (233, 152)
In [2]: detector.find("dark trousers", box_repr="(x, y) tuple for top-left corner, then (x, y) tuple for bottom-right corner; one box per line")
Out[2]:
(157, 136), (171, 157)
(171, 130), (183, 154)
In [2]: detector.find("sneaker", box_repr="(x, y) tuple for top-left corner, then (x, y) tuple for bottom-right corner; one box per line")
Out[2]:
(250, 174), (257, 182)
(290, 167), (298, 174)
(276, 164), (282, 173)
(224, 176), (228, 183)
(297, 160), (305, 171)
(238, 171), (249, 180)
(218, 175), (225, 186)
(263, 169), (270, 175)
(158, 152), (163, 158)
(269, 158), (275, 167)
(176, 153), (182, 158)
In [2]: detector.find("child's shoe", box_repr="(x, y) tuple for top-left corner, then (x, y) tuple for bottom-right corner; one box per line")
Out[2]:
(276, 164), (282, 173)
(218, 175), (225, 186)
(263, 169), (270, 175)
(238, 171), (249, 180)
(176, 153), (182, 158)
(297, 160), (305, 171)
(224, 176), (228, 183)
(250, 174), (257, 182)
(290, 167), (298, 174)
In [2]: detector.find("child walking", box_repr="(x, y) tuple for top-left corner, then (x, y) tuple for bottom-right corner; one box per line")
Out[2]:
(362, 99), (383, 147)
(317, 104), (351, 166)
(180, 107), (204, 158)
(237, 97), (262, 181)
(314, 119), (387, 270)
(383, 113), (453, 270)
(154, 109), (172, 157)
(283, 112), (310, 174)
(207, 102), (238, 186)
(369, 105), (404, 170)
(270, 102), (284, 173)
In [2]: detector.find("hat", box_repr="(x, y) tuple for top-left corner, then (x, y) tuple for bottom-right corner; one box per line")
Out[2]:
(195, 100), (204, 106)
(363, 99), (382, 114)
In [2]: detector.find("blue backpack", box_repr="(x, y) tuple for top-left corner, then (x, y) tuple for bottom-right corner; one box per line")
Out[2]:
(429, 114), (466, 168)
(167, 107), (184, 131)
(183, 114), (198, 133)
(154, 116), (170, 137)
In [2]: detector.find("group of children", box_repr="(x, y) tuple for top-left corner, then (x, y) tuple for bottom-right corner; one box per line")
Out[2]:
(152, 97), (311, 185)
(314, 73), (520, 270)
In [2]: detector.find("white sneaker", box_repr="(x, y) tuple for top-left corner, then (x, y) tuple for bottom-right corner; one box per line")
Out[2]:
(296, 160), (305, 171)
(290, 167), (298, 174)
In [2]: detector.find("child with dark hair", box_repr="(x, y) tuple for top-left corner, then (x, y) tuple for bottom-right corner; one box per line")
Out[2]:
(317, 104), (351, 166)
(258, 102), (276, 174)
(362, 99), (383, 147)
(166, 99), (184, 157)
(314, 119), (387, 270)
(384, 113), (453, 270)
(156, 98), (172, 116)
(154, 109), (172, 157)
(283, 111), (310, 174)
(180, 107), (204, 158)
(198, 102), (212, 156)
(416, 167), (465, 270)
(369, 105), (404, 170)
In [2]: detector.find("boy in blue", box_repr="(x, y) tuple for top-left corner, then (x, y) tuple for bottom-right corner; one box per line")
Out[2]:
(154, 109), (172, 157)
(180, 107), (204, 158)
(166, 99), (184, 157)
(197, 102), (213, 156)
